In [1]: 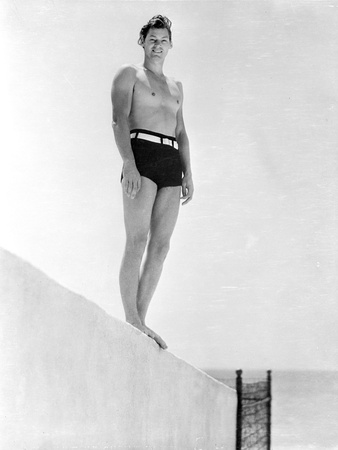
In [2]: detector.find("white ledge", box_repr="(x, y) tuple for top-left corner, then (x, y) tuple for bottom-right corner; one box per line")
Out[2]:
(0, 248), (237, 449)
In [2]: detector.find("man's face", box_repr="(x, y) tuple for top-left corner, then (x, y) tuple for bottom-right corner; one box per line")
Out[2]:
(143, 27), (172, 60)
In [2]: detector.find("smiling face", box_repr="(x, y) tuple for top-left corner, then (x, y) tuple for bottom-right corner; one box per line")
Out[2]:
(142, 27), (172, 61)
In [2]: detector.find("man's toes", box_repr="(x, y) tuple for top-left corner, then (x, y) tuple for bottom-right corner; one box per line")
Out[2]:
(142, 325), (167, 350)
(147, 331), (167, 349)
(153, 334), (167, 350)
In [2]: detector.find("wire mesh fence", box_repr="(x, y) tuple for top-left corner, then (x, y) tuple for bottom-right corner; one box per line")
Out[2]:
(236, 369), (272, 450)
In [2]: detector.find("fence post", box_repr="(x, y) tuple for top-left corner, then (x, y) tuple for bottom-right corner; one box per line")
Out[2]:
(267, 370), (272, 450)
(236, 369), (243, 450)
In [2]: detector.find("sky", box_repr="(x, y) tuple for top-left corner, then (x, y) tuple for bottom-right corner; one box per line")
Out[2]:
(1, 0), (337, 371)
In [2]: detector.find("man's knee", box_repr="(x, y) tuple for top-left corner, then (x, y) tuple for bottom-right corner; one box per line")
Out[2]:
(148, 238), (171, 262)
(125, 232), (148, 256)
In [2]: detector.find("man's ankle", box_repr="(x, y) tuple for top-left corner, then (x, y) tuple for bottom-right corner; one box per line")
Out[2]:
(126, 315), (142, 326)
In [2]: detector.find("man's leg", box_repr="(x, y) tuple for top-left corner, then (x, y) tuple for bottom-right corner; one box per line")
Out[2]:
(119, 176), (167, 349)
(137, 185), (181, 326)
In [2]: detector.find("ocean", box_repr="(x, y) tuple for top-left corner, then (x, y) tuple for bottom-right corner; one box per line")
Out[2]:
(205, 370), (338, 450)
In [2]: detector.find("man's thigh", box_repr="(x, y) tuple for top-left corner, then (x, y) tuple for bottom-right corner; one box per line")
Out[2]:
(122, 177), (158, 236)
(150, 186), (181, 240)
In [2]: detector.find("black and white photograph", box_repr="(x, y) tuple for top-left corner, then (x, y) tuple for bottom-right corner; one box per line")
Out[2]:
(1, 1), (337, 449)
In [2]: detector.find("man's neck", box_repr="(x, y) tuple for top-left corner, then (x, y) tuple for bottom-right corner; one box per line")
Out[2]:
(143, 58), (165, 78)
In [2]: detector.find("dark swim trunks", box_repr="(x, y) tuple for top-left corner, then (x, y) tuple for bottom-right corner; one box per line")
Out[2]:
(121, 129), (183, 190)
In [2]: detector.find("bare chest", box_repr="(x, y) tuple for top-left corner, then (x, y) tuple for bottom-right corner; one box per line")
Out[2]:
(132, 72), (181, 115)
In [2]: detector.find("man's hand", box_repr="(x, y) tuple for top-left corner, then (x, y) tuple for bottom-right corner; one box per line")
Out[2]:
(181, 174), (194, 205)
(122, 160), (141, 199)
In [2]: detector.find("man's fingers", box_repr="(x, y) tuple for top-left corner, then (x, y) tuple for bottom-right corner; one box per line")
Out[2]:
(130, 184), (138, 199)
(126, 181), (133, 196)
(181, 188), (193, 205)
(122, 179), (129, 195)
(131, 177), (142, 198)
(124, 178), (141, 199)
(181, 193), (191, 204)
(180, 184), (193, 205)
(182, 196), (192, 205)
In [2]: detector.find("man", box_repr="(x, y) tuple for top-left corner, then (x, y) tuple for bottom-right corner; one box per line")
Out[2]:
(111, 15), (193, 349)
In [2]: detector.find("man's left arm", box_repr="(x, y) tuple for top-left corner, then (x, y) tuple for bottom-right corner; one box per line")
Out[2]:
(175, 81), (194, 205)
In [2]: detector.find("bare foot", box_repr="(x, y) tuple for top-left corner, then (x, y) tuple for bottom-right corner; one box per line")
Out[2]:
(129, 321), (167, 350)
(144, 324), (168, 350)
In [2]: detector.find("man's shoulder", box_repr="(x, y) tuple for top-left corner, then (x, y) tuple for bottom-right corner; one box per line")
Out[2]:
(116, 63), (144, 77)
(167, 76), (183, 92)
(113, 64), (142, 90)
(167, 75), (182, 85)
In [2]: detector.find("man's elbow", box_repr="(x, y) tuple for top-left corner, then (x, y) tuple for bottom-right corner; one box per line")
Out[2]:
(111, 109), (118, 128)
(176, 128), (189, 144)
(112, 114), (127, 131)
(175, 126), (183, 140)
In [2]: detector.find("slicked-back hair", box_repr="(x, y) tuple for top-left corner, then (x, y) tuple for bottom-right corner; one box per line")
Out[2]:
(138, 15), (172, 46)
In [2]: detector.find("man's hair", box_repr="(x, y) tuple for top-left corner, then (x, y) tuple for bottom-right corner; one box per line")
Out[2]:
(138, 15), (172, 46)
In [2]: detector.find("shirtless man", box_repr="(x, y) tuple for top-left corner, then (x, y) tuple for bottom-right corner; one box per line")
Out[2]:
(111, 15), (193, 349)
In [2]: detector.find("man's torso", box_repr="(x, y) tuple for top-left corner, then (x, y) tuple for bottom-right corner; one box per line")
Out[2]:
(128, 65), (181, 137)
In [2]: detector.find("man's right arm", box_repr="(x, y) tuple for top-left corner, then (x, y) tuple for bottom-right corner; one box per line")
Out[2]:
(111, 65), (140, 199)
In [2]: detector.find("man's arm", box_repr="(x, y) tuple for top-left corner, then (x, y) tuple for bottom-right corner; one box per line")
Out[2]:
(111, 65), (140, 199)
(175, 81), (194, 205)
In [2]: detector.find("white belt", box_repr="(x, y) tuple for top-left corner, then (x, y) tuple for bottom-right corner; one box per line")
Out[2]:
(130, 132), (178, 149)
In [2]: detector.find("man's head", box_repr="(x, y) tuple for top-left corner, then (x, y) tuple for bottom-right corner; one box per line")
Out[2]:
(138, 15), (172, 46)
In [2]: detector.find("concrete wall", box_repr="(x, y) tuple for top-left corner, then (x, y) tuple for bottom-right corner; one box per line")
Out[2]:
(0, 248), (237, 450)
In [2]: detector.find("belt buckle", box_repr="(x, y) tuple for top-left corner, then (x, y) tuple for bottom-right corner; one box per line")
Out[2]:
(163, 137), (175, 147)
